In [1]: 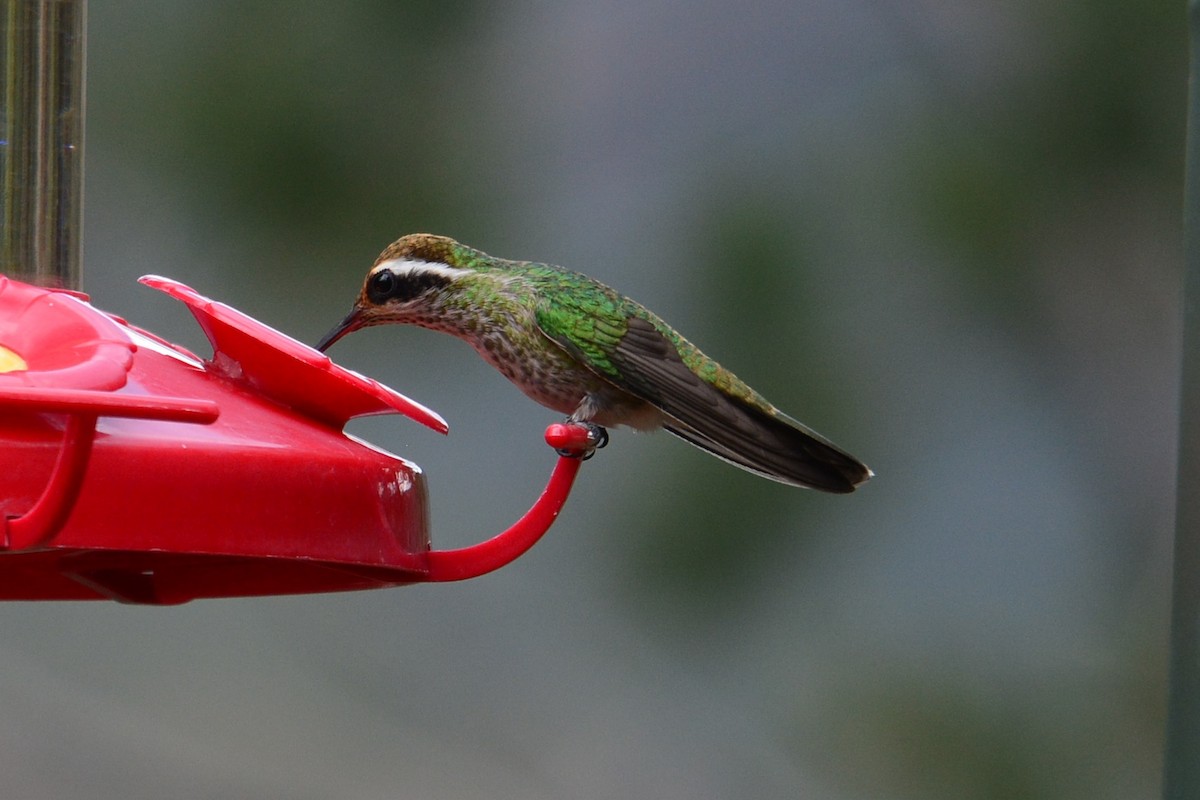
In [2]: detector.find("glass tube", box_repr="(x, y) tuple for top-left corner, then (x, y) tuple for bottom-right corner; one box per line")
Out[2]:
(0, 0), (86, 289)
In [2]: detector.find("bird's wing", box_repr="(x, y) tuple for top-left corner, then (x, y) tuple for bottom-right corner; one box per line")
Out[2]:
(535, 302), (869, 492)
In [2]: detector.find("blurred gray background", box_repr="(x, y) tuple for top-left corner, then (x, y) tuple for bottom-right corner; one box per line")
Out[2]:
(2, 1), (1181, 797)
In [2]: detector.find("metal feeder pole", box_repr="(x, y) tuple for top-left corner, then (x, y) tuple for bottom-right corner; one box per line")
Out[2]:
(0, 0), (85, 289)
(1165, 2), (1200, 797)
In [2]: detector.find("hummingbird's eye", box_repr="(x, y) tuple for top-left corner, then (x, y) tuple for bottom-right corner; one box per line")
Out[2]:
(368, 269), (397, 303)
(365, 262), (451, 305)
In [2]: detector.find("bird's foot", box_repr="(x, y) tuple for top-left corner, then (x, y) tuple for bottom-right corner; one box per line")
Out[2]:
(556, 421), (608, 460)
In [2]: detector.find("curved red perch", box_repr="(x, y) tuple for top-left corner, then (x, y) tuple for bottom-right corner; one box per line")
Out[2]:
(423, 456), (581, 582)
(424, 423), (595, 581)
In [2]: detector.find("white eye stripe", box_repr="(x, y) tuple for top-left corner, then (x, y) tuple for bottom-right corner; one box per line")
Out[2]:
(371, 258), (471, 281)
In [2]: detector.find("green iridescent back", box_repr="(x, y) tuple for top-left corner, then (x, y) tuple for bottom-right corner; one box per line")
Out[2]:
(436, 238), (779, 417)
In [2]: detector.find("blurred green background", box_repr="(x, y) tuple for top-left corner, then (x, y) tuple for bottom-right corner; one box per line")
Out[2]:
(1, 1), (1183, 797)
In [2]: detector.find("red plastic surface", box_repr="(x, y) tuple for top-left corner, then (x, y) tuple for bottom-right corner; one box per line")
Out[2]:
(0, 276), (133, 391)
(0, 276), (589, 603)
(139, 275), (447, 433)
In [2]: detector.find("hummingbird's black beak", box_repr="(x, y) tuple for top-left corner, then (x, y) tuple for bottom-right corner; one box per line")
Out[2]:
(315, 307), (363, 352)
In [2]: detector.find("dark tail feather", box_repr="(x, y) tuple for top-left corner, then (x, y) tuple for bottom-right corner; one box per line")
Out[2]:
(561, 315), (871, 491)
(663, 410), (871, 493)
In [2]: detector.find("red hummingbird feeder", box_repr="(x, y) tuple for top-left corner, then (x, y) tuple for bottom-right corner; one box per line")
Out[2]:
(0, 274), (597, 604)
(0, 1), (596, 603)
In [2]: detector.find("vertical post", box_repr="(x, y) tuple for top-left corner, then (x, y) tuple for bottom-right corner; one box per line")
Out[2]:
(1165, 2), (1200, 797)
(0, 0), (85, 289)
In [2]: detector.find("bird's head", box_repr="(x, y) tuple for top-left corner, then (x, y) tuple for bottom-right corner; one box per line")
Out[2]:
(316, 234), (477, 352)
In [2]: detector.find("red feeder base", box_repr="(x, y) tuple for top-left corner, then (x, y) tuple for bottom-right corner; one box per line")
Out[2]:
(0, 276), (591, 603)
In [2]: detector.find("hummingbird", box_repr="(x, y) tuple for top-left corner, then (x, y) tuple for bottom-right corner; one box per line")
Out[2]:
(317, 234), (871, 493)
